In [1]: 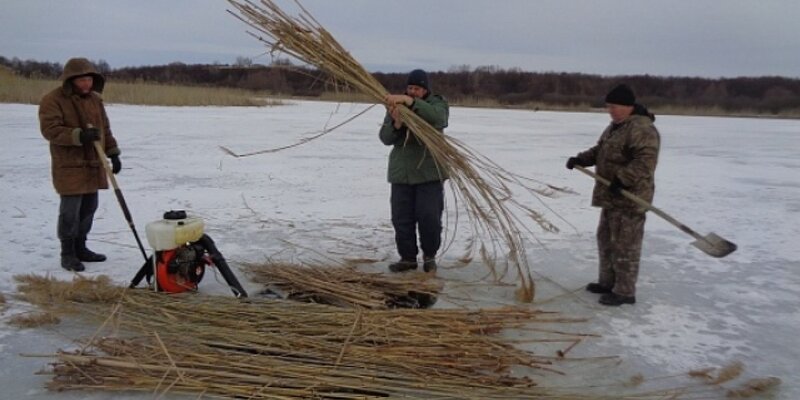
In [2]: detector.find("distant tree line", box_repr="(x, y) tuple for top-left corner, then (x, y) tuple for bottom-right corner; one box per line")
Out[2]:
(0, 55), (111, 78)
(3, 55), (799, 114)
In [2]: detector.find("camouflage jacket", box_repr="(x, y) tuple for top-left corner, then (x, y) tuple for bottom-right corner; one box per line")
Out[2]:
(575, 113), (660, 212)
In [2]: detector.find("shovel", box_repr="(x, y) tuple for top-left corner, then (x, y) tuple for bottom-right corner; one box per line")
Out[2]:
(93, 141), (149, 261)
(575, 166), (737, 258)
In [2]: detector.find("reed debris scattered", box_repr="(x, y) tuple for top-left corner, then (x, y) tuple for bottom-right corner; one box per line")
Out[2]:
(245, 261), (442, 308)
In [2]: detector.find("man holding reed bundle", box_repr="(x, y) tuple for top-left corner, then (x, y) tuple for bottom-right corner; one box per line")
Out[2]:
(380, 69), (449, 274)
(39, 58), (123, 272)
(566, 84), (660, 306)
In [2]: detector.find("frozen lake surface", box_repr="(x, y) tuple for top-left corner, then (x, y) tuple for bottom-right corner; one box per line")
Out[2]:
(1, 101), (797, 398)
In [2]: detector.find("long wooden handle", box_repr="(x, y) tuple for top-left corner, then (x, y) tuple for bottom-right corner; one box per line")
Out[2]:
(574, 166), (706, 242)
(93, 141), (149, 261)
(93, 141), (119, 190)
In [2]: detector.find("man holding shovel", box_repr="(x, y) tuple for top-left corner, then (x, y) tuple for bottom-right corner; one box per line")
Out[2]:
(566, 84), (660, 306)
(39, 57), (122, 272)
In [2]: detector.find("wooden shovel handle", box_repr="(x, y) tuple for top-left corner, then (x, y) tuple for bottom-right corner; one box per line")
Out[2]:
(93, 141), (120, 190)
(574, 165), (705, 242)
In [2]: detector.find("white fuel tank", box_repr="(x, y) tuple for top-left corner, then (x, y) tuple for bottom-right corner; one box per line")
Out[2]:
(145, 214), (205, 251)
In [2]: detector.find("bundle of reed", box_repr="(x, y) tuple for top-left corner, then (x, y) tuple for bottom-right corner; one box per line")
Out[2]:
(227, 0), (565, 302)
(244, 261), (443, 308)
(49, 338), (602, 399)
(18, 275), (774, 399)
(17, 274), (596, 398)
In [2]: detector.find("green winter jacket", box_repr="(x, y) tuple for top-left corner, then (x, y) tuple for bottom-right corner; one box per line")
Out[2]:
(575, 113), (660, 212)
(379, 93), (449, 184)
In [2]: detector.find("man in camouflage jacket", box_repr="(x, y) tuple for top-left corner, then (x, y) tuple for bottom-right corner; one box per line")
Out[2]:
(567, 84), (660, 306)
(39, 58), (122, 272)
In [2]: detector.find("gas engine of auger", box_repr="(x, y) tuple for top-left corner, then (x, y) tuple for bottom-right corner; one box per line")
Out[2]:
(129, 210), (247, 298)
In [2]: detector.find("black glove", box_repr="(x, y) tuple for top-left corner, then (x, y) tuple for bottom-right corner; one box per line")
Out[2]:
(110, 155), (121, 175)
(566, 157), (581, 170)
(608, 176), (627, 196)
(79, 127), (100, 144)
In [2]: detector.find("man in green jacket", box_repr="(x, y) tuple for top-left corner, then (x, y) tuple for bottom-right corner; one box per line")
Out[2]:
(566, 84), (660, 306)
(39, 58), (122, 272)
(379, 69), (449, 273)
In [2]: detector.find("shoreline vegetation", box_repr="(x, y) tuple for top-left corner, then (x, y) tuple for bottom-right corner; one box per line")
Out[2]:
(102, 82), (284, 107)
(2, 65), (798, 118)
(0, 68), (281, 107)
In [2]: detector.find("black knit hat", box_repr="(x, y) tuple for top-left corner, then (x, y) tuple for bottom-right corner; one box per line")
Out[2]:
(605, 84), (635, 106)
(406, 69), (430, 90)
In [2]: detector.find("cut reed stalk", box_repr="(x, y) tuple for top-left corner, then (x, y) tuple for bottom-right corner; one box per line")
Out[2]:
(17, 275), (587, 397)
(8, 311), (61, 328)
(226, 0), (564, 301)
(16, 274), (774, 399)
(244, 261), (443, 308)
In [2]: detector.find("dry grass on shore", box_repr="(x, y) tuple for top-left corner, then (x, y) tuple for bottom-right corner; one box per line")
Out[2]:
(0, 68), (281, 107)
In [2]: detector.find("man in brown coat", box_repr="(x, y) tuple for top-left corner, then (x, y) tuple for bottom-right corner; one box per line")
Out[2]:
(39, 57), (122, 272)
(566, 84), (660, 306)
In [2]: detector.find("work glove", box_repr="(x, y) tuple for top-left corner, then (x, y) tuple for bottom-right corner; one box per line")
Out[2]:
(110, 155), (121, 174)
(608, 176), (627, 196)
(566, 156), (582, 170)
(79, 127), (100, 144)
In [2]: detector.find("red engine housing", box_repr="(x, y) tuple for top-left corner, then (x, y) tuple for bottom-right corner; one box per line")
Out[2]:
(154, 248), (207, 294)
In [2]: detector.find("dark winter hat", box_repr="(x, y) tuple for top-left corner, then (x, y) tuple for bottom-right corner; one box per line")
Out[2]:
(605, 84), (635, 106)
(406, 69), (430, 90)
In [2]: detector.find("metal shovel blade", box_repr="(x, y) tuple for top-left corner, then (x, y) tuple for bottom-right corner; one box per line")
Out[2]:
(574, 166), (738, 259)
(691, 232), (737, 258)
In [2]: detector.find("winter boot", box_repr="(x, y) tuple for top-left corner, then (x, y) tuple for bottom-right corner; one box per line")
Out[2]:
(76, 238), (106, 262)
(388, 259), (418, 273)
(585, 282), (612, 294)
(598, 292), (636, 306)
(60, 239), (86, 272)
(422, 256), (437, 273)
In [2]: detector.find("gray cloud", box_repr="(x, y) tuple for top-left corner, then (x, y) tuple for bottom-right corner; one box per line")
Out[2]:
(1, 0), (798, 77)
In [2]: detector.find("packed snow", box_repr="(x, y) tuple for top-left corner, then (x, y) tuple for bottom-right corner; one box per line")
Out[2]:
(1, 100), (797, 399)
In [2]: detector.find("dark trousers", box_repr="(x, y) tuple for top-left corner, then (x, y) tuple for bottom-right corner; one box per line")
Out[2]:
(58, 192), (99, 242)
(391, 181), (444, 261)
(596, 208), (646, 297)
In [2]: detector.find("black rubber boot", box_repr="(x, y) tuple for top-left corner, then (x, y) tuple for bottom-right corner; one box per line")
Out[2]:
(599, 292), (636, 306)
(76, 238), (107, 262)
(388, 259), (418, 273)
(586, 282), (612, 294)
(422, 256), (437, 273)
(60, 239), (86, 272)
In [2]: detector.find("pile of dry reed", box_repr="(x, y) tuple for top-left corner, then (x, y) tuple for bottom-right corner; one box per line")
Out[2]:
(15, 274), (590, 398)
(227, 0), (571, 301)
(244, 261), (443, 308)
(13, 274), (780, 399)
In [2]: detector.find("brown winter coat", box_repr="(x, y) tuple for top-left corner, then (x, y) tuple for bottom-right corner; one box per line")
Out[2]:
(38, 58), (120, 195)
(575, 114), (660, 212)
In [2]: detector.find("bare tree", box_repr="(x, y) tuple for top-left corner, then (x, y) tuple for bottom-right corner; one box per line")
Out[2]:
(235, 56), (254, 68)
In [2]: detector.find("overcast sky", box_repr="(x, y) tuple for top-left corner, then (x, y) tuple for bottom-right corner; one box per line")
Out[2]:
(2, 0), (798, 78)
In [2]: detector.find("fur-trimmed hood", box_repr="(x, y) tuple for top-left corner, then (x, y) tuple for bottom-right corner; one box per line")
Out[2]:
(59, 58), (105, 94)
